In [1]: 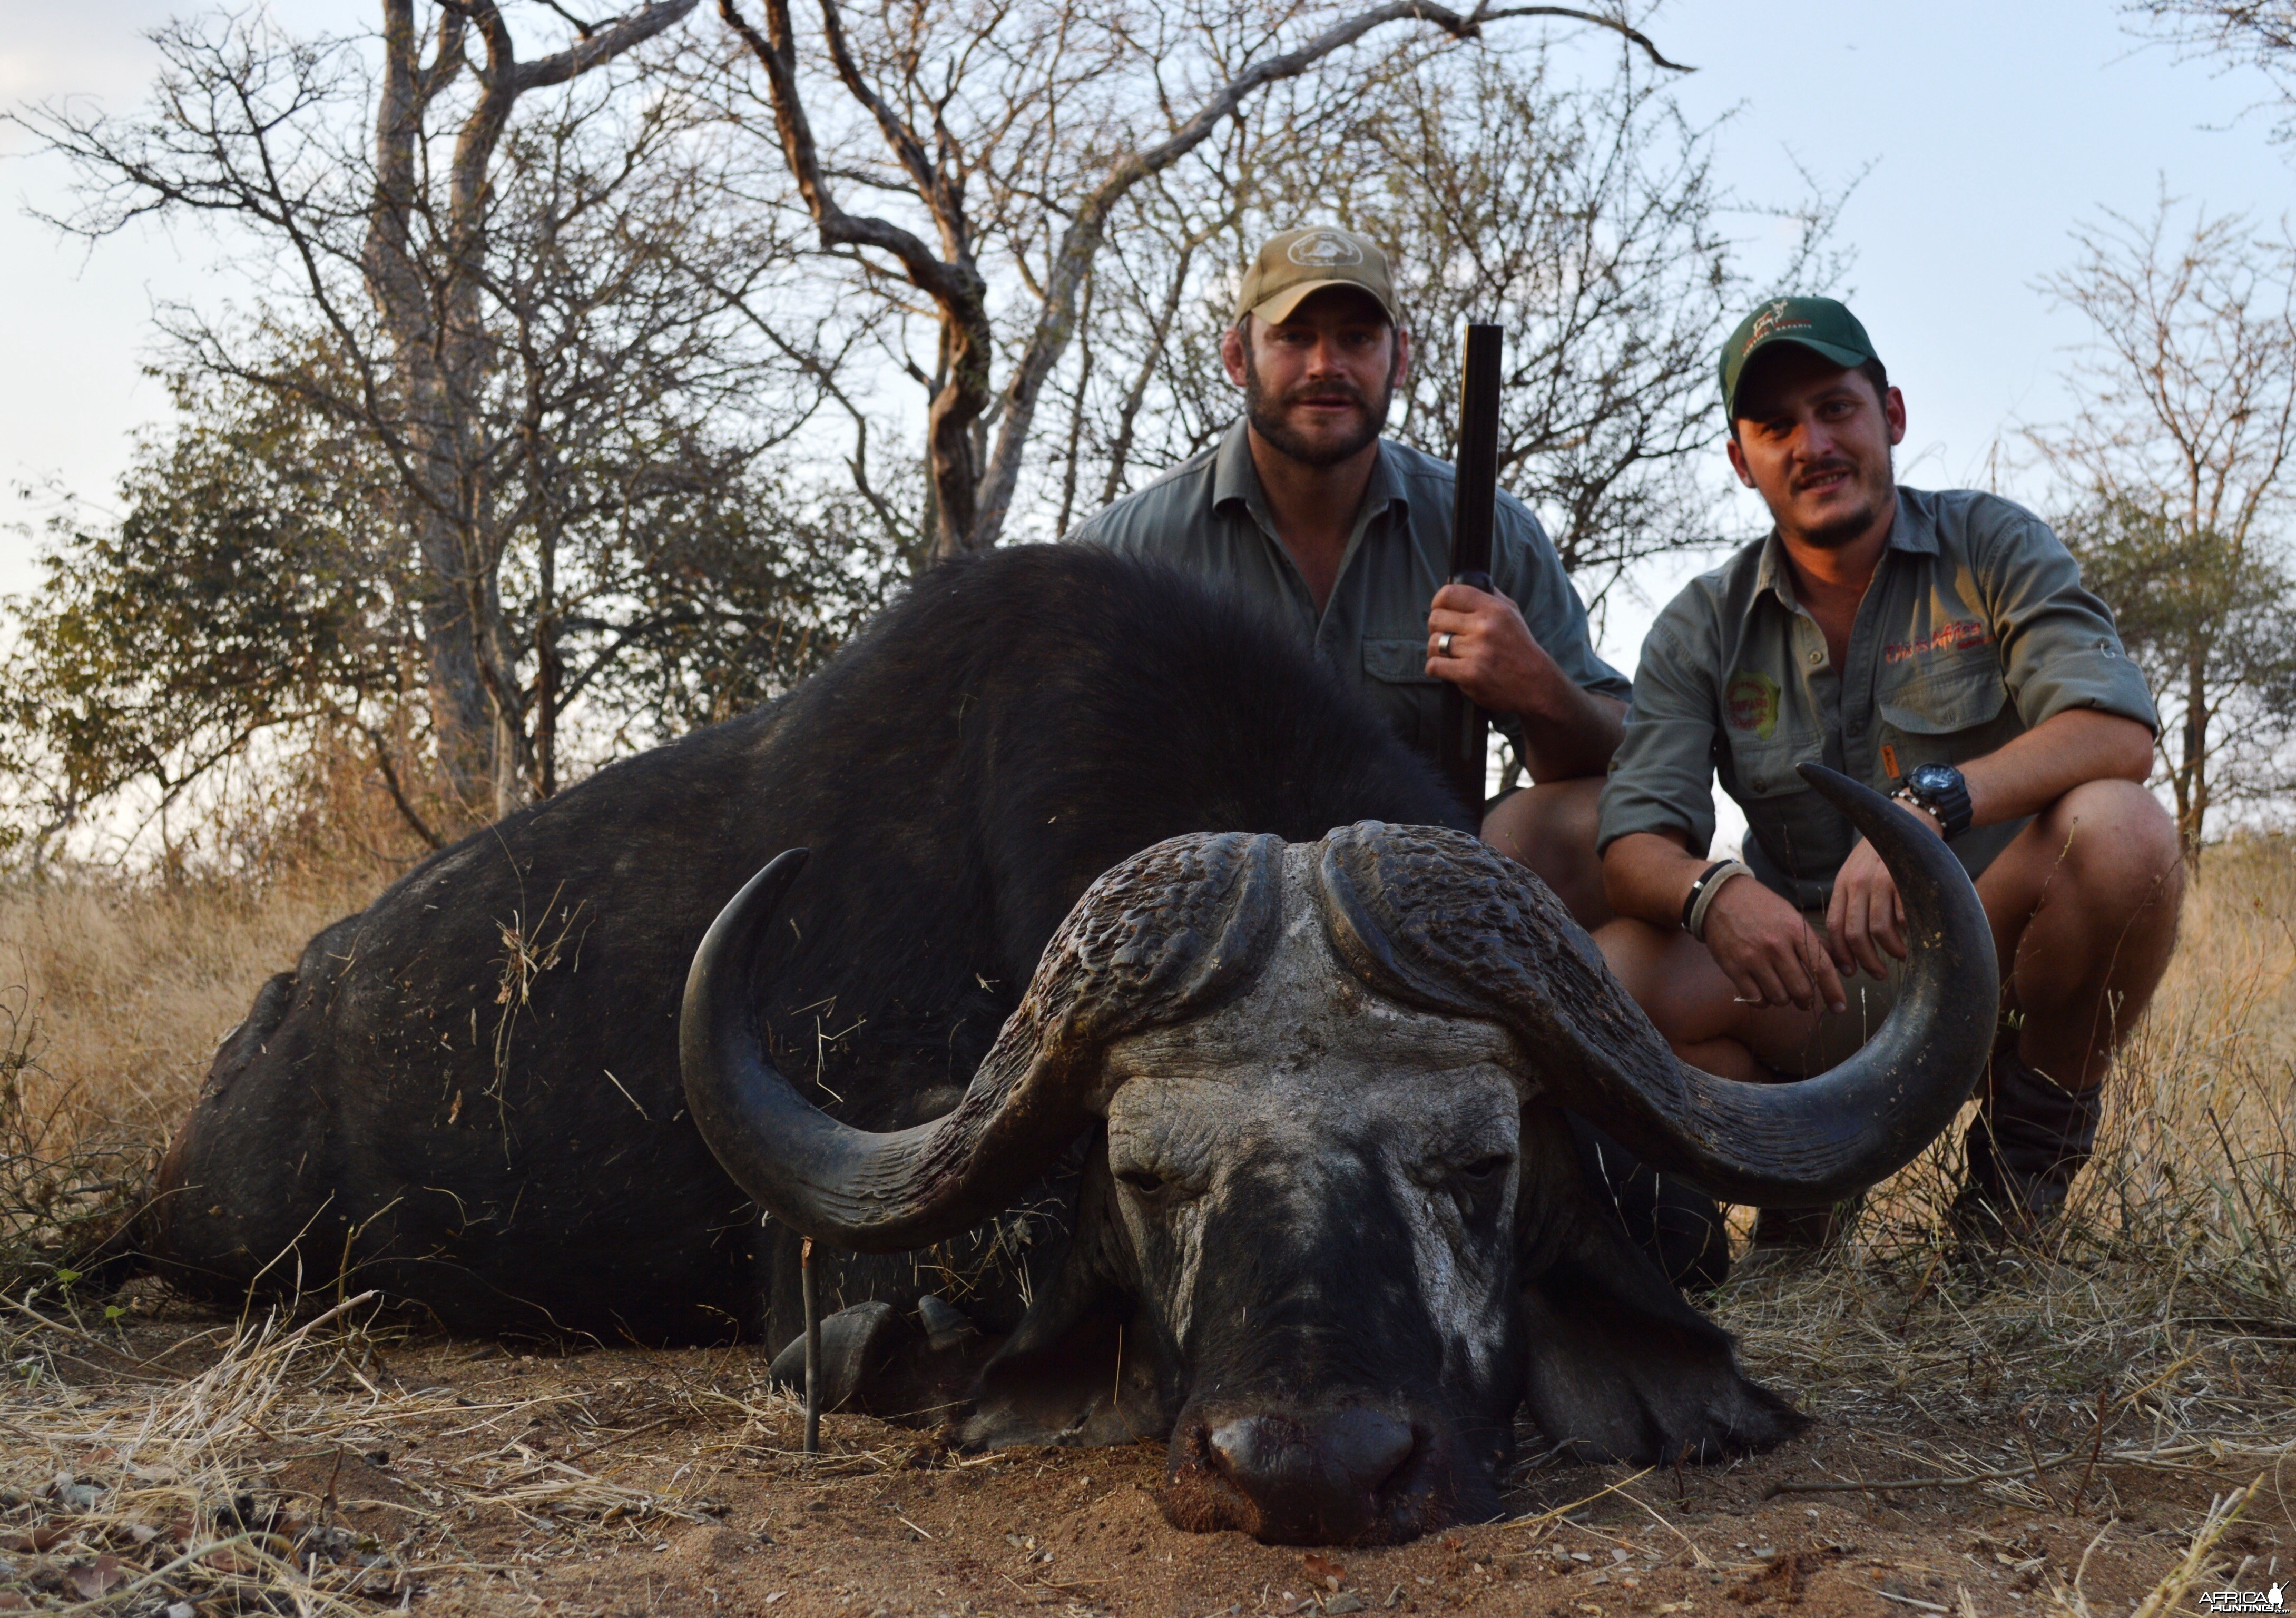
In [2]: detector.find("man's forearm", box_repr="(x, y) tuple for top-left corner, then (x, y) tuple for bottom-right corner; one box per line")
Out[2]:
(1510, 681), (1624, 782)
(1959, 709), (2153, 828)
(1601, 828), (1709, 929)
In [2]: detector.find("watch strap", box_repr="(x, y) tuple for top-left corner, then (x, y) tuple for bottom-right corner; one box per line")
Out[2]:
(1893, 771), (1973, 841)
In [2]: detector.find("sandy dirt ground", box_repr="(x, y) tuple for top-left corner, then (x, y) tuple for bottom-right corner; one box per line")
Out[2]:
(2, 1272), (2287, 1618)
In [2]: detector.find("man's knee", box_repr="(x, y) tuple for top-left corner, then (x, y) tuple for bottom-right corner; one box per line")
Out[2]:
(1481, 775), (1600, 856)
(2035, 778), (2186, 912)
(1483, 777), (1610, 926)
(1591, 913), (1671, 1005)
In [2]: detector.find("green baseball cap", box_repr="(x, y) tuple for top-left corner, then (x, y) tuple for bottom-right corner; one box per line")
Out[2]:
(1719, 296), (1880, 418)
(1234, 227), (1399, 327)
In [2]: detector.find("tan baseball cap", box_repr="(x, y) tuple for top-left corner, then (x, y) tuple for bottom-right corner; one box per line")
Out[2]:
(1234, 226), (1399, 327)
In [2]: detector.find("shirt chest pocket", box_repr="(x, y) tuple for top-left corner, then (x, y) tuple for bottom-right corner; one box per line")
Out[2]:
(1877, 648), (2009, 738)
(1362, 638), (1441, 686)
(1725, 733), (1822, 801)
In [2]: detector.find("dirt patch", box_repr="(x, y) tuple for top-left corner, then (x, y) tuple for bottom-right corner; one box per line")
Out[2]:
(1, 1271), (2286, 1618)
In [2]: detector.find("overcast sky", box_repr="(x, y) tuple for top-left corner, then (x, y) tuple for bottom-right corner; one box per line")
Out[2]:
(2, 0), (2289, 672)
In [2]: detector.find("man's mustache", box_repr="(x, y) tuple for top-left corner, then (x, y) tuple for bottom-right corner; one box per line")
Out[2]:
(1792, 458), (1860, 492)
(1280, 384), (1370, 409)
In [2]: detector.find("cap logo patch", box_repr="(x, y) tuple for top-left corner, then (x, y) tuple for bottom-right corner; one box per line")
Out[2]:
(1287, 230), (1365, 268)
(1747, 299), (1812, 344)
(1725, 669), (1782, 739)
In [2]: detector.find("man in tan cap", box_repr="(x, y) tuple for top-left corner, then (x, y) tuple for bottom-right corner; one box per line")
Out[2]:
(1064, 226), (1627, 924)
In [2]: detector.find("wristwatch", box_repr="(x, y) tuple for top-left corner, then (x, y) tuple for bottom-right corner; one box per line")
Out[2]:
(1892, 762), (1973, 842)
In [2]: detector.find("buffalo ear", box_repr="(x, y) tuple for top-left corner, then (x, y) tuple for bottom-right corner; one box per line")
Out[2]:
(960, 1153), (1161, 1449)
(1566, 1115), (1732, 1293)
(1516, 1114), (1803, 1464)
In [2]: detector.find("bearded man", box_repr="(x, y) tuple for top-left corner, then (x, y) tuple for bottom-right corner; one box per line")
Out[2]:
(1594, 297), (2185, 1254)
(1064, 226), (1629, 924)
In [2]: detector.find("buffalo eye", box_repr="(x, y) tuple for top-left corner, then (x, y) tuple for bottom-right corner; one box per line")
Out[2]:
(1448, 1154), (1514, 1219)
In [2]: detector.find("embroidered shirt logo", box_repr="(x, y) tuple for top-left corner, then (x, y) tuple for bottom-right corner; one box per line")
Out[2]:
(1725, 670), (1782, 739)
(1287, 230), (1366, 268)
(1883, 618), (1993, 664)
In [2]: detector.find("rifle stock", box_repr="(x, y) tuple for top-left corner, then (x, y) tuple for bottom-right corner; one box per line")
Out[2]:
(1437, 323), (1505, 811)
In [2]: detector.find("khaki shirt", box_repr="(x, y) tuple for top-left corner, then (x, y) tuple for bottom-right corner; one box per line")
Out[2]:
(1597, 487), (2158, 910)
(1065, 419), (1629, 766)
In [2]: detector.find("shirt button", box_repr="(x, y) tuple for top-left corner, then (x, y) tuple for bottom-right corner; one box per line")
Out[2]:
(1807, 649), (1822, 666)
(1752, 776), (1768, 792)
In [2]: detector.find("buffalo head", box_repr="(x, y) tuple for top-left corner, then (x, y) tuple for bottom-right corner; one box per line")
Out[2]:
(680, 767), (1997, 1544)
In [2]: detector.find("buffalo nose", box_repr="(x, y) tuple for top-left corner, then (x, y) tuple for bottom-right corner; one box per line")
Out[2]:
(1207, 1407), (1415, 1540)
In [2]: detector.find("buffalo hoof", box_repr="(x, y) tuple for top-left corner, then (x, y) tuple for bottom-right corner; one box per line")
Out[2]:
(770, 1297), (1000, 1426)
(769, 1301), (909, 1412)
(1161, 1400), (1498, 1545)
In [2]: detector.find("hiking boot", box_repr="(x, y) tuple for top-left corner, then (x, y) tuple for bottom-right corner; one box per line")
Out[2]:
(1949, 1045), (2103, 1254)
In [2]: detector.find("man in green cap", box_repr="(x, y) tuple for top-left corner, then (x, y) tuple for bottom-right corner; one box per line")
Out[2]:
(1064, 226), (1630, 923)
(1593, 295), (2186, 1252)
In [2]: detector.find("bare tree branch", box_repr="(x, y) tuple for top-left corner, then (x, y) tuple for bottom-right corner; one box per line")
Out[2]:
(721, 0), (1687, 557)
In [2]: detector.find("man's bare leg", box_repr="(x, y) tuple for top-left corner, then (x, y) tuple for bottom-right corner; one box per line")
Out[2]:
(1952, 779), (2184, 1240)
(1482, 777), (1612, 929)
(1593, 916), (1831, 1081)
(1976, 778), (2185, 1088)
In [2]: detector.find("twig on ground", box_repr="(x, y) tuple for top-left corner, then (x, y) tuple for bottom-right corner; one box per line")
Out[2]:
(1764, 1452), (2079, 1499)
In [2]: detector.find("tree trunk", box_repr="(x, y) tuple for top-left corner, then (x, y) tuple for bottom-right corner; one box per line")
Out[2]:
(2180, 645), (2209, 856)
(368, 0), (495, 812)
(362, 0), (696, 819)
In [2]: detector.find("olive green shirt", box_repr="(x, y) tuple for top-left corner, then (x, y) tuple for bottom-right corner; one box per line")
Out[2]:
(1064, 419), (1630, 766)
(1597, 487), (2158, 910)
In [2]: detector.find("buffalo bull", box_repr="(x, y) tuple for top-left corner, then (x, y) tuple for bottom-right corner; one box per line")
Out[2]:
(142, 545), (1997, 1545)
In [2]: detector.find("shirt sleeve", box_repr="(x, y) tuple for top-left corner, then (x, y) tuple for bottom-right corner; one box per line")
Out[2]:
(1597, 616), (1721, 857)
(1971, 504), (2160, 733)
(1490, 496), (1632, 701)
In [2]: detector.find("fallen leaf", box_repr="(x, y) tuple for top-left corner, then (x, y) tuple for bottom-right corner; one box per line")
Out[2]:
(67, 1555), (127, 1600)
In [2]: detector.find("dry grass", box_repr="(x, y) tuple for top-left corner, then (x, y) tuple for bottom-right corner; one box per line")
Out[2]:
(0, 1293), (774, 1613)
(0, 869), (376, 1305)
(0, 870), (377, 1151)
(1705, 834), (2296, 1617)
(0, 836), (2290, 1612)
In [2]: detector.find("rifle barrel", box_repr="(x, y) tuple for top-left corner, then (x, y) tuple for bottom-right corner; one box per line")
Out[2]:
(1438, 324), (1505, 811)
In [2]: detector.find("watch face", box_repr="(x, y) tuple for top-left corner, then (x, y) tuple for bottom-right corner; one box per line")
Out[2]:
(1909, 763), (1960, 793)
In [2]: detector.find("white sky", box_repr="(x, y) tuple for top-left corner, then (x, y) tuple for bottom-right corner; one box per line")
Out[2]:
(3, 0), (2289, 704)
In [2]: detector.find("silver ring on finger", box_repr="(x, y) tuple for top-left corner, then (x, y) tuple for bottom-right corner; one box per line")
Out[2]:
(1437, 631), (1455, 658)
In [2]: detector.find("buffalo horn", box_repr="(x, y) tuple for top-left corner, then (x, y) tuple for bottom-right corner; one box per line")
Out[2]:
(1318, 766), (1998, 1208)
(680, 835), (1283, 1251)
